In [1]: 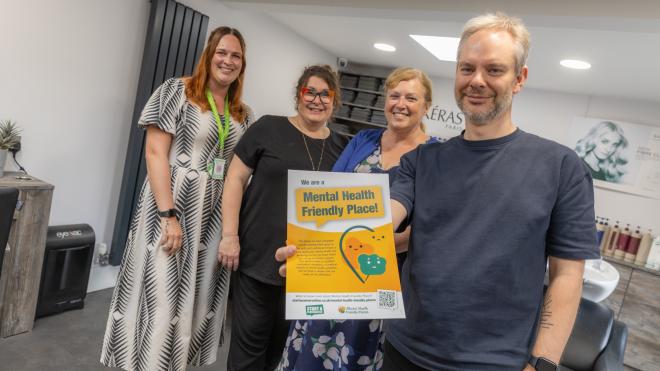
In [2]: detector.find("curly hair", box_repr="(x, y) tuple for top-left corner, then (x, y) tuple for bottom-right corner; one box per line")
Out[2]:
(294, 64), (341, 113)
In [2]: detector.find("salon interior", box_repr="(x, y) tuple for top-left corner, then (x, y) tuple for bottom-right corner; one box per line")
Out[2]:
(1, 0), (659, 370)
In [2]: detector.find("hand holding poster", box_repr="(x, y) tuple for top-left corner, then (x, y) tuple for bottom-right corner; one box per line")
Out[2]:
(286, 170), (405, 320)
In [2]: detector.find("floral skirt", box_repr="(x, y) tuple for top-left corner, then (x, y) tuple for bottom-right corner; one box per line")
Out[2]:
(276, 319), (384, 371)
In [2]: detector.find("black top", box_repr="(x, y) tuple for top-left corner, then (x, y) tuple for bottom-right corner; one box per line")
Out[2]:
(233, 115), (349, 285)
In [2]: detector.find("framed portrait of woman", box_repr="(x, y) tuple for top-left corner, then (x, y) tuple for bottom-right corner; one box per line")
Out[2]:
(569, 116), (660, 199)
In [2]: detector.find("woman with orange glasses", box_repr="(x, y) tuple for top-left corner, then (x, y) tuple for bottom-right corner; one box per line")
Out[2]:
(219, 65), (348, 370)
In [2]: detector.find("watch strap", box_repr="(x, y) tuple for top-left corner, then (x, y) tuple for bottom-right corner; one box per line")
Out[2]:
(528, 355), (559, 371)
(157, 208), (178, 218)
(529, 355), (540, 367)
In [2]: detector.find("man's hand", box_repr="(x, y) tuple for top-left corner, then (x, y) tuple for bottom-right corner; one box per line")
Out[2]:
(275, 244), (297, 277)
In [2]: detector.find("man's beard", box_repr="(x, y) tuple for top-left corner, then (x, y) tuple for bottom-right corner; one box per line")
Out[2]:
(456, 89), (512, 125)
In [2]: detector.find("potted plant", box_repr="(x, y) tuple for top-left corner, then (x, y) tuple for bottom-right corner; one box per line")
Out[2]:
(0, 120), (21, 177)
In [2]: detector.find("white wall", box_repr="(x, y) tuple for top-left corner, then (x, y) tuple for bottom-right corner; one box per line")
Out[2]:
(426, 75), (660, 234)
(177, 0), (336, 117)
(0, 0), (334, 257)
(0, 0), (149, 246)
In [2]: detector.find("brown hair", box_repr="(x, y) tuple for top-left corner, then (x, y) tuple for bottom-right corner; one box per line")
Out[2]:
(384, 67), (433, 108)
(185, 26), (248, 122)
(294, 64), (341, 113)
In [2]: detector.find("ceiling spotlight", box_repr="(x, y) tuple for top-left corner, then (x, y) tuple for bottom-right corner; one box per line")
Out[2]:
(410, 35), (460, 62)
(560, 59), (591, 70)
(374, 43), (396, 52)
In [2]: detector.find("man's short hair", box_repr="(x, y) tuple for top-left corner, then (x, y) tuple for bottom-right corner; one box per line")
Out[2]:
(457, 12), (531, 75)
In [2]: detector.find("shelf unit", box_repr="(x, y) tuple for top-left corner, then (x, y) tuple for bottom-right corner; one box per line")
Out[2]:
(334, 116), (386, 129)
(333, 71), (388, 136)
(343, 101), (384, 112)
(340, 86), (385, 96)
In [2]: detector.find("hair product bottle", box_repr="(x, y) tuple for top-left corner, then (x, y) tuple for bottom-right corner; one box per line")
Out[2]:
(596, 218), (606, 245)
(599, 219), (611, 254)
(645, 236), (660, 270)
(635, 229), (654, 266)
(615, 223), (631, 259)
(602, 221), (620, 257)
(624, 226), (642, 263)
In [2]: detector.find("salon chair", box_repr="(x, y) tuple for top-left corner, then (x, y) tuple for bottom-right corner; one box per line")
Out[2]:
(560, 297), (628, 371)
(0, 187), (19, 276)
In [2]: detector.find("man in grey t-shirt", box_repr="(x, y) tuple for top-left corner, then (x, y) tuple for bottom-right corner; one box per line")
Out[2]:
(277, 12), (598, 371)
(382, 12), (598, 371)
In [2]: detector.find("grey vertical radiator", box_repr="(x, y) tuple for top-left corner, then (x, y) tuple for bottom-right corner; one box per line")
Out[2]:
(110, 0), (208, 265)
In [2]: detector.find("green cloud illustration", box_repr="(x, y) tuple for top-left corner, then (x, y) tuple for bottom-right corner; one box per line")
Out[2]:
(358, 254), (386, 275)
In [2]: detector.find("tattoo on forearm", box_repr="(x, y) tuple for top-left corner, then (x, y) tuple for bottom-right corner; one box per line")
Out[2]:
(540, 295), (554, 329)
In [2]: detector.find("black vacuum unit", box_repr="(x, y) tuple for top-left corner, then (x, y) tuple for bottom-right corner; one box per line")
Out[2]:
(36, 224), (95, 318)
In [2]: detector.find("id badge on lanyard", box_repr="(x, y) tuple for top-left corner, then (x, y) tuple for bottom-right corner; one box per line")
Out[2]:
(207, 158), (226, 180)
(206, 89), (231, 180)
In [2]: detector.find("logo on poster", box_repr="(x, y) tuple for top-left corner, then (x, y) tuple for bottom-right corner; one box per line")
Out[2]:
(305, 304), (324, 316)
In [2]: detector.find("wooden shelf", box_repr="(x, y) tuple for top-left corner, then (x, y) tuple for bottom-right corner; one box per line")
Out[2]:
(0, 172), (53, 337)
(343, 101), (384, 112)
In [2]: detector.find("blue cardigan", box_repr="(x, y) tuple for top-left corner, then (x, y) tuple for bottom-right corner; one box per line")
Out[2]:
(332, 128), (440, 173)
(332, 129), (385, 172)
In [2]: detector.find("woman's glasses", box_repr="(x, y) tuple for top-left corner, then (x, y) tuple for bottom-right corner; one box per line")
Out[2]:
(301, 87), (335, 104)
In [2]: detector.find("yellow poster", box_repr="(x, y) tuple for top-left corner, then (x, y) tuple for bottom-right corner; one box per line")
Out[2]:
(286, 170), (405, 319)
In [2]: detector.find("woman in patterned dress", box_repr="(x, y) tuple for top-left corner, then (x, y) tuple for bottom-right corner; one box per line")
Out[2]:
(101, 26), (253, 371)
(276, 67), (438, 371)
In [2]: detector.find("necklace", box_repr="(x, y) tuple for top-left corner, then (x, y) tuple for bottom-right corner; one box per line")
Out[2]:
(302, 133), (325, 171)
(293, 117), (326, 171)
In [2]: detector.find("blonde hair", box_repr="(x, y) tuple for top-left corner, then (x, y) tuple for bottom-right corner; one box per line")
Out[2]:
(384, 67), (433, 107)
(458, 12), (530, 75)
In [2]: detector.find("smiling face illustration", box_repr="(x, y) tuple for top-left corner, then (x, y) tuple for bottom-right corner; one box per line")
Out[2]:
(340, 229), (388, 283)
(358, 254), (387, 275)
(344, 236), (375, 270)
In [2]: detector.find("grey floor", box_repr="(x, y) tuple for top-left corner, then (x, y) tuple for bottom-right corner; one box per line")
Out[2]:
(0, 289), (641, 371)
(0, 288), (229, 371)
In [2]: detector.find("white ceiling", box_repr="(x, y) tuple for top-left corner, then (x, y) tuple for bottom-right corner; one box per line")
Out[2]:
(222, 0), (660, 102)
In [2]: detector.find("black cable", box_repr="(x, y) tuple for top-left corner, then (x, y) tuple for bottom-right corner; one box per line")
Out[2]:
(11, 151), (26, 173)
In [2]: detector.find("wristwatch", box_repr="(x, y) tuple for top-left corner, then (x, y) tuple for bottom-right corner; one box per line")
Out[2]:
(528, 355), (559, 371)
(157, 208), (178, 218)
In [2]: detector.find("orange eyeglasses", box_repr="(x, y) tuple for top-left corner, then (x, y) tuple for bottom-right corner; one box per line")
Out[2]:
(300, 87), (335, 104)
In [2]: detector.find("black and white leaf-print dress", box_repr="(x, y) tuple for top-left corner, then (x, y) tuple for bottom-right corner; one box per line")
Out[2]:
(101, 78), (252, 371)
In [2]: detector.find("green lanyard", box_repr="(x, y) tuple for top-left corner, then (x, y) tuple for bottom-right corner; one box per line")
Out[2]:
(206, 88), (231, 152)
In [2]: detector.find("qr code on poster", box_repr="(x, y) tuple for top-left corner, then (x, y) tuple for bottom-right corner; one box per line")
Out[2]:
(378, 290), (397, 310)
